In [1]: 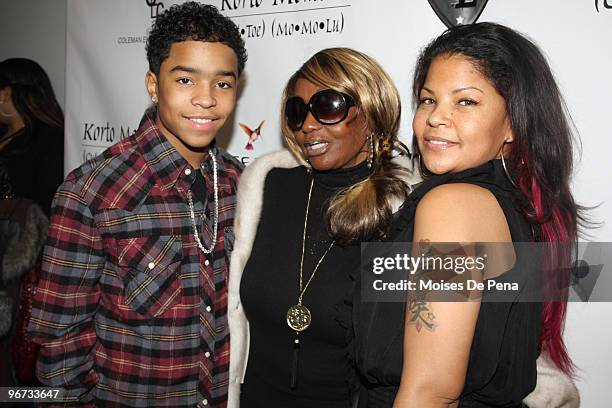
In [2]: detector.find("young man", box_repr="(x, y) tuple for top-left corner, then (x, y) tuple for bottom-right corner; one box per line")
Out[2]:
(28, 3), (246, 406)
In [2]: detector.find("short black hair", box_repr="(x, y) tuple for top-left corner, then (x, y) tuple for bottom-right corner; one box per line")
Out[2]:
(146, 2), (247, 76)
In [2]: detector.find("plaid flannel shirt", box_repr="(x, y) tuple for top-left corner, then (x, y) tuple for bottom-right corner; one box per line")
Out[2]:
(28, 113), (243, 407)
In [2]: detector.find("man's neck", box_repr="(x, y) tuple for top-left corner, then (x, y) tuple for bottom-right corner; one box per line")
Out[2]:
(185, 152), (208, 169)
(154, 117), (210, 168)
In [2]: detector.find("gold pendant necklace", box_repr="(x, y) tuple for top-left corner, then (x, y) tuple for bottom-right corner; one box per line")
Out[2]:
(286, 178), (334, 332)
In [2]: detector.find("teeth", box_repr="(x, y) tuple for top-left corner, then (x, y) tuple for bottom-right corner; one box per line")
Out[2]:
(307, 143), (328, 153)
(190, 118), (212, 124)
(428, 139), (449, 145)
(305, 141), (325, 147)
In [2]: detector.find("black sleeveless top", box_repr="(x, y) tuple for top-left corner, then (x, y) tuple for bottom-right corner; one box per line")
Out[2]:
(352, 160), (542, 407)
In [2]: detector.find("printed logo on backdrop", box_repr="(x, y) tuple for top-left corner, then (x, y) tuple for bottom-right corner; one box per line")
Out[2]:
(220, 0), (349, 40)
(427, 0), (488, 28)
(117, 0), (165, 45)
(147, 0), (165, 19)
(239, 120), (265, 151)
(82, 121), (135, 162)
(595, 0), (612, 12)
(116, 0), (171, 45)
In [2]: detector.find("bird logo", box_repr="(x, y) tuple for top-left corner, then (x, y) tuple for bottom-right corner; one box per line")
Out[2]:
(239, 120), (264, 151)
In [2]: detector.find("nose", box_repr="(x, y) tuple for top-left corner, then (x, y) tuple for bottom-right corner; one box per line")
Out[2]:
(192, 84), (216, 109)
(427, 103), (451, 128)
(300, 110), (320, 134)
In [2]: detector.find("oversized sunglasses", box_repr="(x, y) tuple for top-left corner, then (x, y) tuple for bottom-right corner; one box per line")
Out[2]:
(285, 89), (355, 131)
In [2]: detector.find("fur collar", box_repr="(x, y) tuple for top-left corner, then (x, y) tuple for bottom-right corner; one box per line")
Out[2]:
(1, 201), (48, 283)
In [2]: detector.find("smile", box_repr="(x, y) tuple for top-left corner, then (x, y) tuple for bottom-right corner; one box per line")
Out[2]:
(303, 140), (330, 156)
(424, 137), (458, 150)
(189, 118), (213, 124)
(186, 116), (216, 130)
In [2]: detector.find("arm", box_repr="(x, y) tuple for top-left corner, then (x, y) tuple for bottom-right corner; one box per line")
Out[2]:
(393, 183), (513, 408)
(27, 178), (104, 406)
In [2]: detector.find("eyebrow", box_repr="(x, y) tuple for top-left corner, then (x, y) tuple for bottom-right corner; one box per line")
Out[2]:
(169, 65), (237, 79)
(453, 86), (484, 94)
(216, 70), (237, 79)
(421, 86), (484, 94)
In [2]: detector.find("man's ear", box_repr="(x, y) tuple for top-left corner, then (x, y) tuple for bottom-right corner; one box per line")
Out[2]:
(145, 71), (158, 102)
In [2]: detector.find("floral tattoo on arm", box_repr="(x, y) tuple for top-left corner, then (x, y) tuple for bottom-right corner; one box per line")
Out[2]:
(406, 239), (438, 333)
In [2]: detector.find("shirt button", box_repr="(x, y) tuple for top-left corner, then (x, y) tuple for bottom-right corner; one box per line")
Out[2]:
(205, 351), (210, 358)
(184, 168), (192, 176)
(204, 259), (210, 266)
(148, 262), (155, 269)
(206, 305), (212, 312)
(202, 399), (208, 406)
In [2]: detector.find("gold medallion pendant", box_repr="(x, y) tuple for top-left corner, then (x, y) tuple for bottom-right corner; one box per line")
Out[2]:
(288, 178), (334, 389)
(287, 304), (312, 332)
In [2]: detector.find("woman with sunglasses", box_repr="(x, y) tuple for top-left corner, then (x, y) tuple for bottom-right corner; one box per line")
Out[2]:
(227, 47), (415, 407)
(352, 23), (582, 407)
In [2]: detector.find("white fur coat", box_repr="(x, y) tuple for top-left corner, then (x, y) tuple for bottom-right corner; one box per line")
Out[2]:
(226, 150), (579, 408)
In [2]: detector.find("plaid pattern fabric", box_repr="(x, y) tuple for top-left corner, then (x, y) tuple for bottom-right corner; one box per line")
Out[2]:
(28, 113), (242, 407)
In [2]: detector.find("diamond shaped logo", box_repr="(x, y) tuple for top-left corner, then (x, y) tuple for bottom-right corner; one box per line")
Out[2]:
(428, 0), (489, 28)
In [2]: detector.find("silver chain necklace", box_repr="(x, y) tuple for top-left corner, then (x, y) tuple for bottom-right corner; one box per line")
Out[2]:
(187, 152), (218, 254)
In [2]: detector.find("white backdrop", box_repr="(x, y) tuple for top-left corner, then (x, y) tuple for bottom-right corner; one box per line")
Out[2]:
(64, 1), (612, 406)
(0, 0), (66, 106)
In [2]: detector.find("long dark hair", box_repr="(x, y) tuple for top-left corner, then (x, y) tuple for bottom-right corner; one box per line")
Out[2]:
(412, 22), (586, 375)
(0, 58), (64, 131)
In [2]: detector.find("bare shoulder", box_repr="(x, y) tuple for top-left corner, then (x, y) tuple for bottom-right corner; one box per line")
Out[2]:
(417, 183), (501, 217)
(414, 183), (511, 242)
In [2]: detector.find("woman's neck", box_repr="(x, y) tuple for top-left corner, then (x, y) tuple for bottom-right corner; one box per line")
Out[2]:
(312, 159), (370, 190)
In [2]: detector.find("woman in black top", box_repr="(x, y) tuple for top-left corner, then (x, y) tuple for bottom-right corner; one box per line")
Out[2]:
(353, 23), (583, 407)
(228, 48), (413, 407)
(0, 58), (64, 214)
(0, 59), (64, 386)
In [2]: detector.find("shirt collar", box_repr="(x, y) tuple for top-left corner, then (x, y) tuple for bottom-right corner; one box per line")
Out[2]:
(134, 109), (227, 191)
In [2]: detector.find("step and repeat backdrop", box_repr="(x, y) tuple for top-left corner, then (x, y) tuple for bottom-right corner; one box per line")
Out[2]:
(65, 0), (611, 405)
(64, 0), (612, 234)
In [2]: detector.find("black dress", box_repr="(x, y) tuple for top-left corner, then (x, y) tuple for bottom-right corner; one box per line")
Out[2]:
(240, 162), (369, 408)
(352, 160), (542, 407)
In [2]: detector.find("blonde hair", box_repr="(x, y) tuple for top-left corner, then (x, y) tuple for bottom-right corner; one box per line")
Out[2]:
(280, 48), (409, 245)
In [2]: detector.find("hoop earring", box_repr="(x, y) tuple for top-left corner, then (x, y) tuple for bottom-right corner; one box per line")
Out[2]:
(0, 97), (15, 118)
(500, 148), (518, 188)
(0, 105), (15, 118)
(367, 136), (374, 169)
